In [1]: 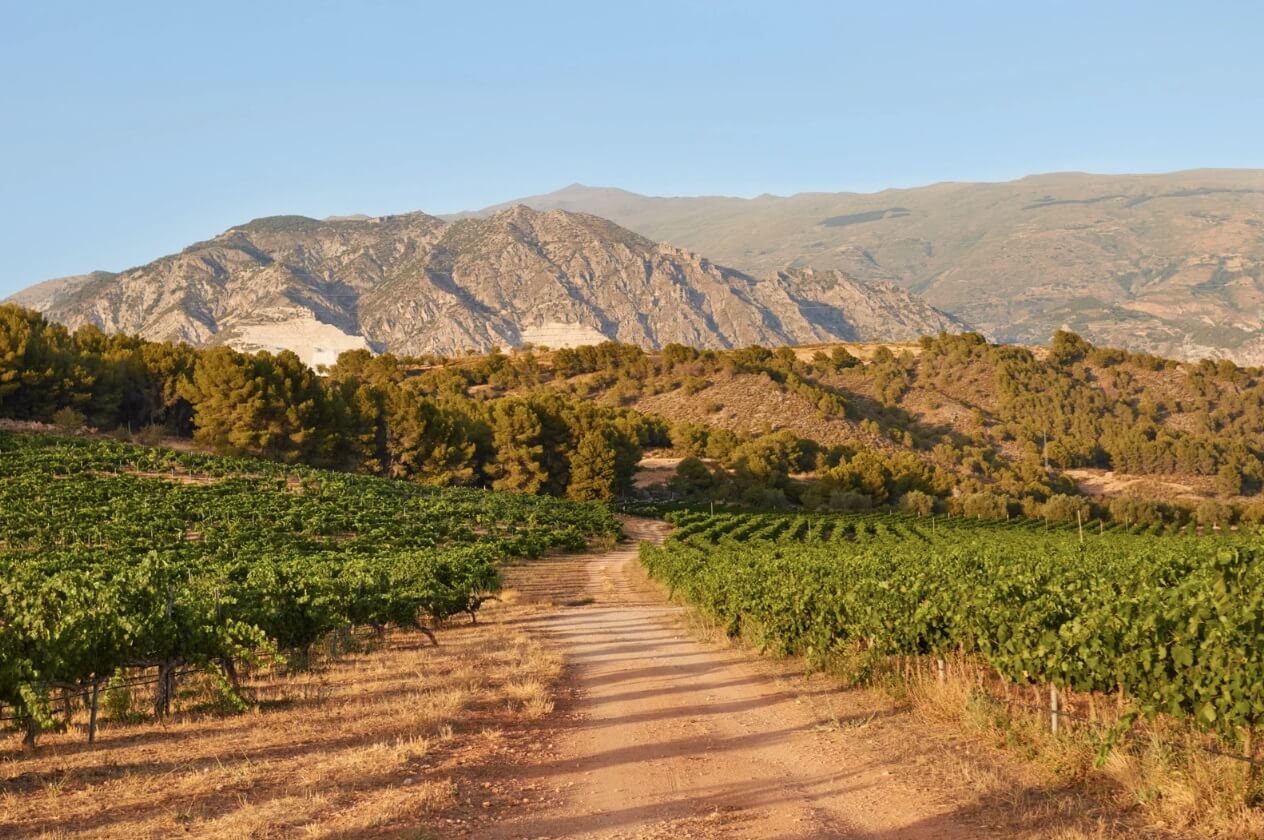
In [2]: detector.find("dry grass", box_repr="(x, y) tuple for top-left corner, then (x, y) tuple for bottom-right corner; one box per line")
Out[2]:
(0, 612), (562, 839)
(910, 664), (1264, 838)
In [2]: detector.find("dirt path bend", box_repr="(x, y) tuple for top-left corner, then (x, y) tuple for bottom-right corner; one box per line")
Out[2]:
(483, 518), (1029, 839)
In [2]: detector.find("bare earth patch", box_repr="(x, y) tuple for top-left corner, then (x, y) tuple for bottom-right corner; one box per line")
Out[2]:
(632, 456), (683, 489)
(1063, 467), (1206, 501)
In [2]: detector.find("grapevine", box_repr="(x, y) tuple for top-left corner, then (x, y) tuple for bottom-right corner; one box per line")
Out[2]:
(0, 431), (617, 742)
(642, 508), (1264, 742)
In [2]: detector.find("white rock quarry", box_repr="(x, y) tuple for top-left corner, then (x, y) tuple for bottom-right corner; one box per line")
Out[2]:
(519, 321), (612, 349)
(228, 318), (371, 369)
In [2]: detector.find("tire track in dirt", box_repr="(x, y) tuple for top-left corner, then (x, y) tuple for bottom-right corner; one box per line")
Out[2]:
(479, 517), (1002, 839)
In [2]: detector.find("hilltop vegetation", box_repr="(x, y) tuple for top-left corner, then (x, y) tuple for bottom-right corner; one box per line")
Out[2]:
(3, 303), (1263, 524)
(539, 332), (1264, 522)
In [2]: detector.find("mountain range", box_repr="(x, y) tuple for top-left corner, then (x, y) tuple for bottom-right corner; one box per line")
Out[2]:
(6, 207), (962, 366)
(10, 169), (1264, 366)
(460, 170), (1264, 365)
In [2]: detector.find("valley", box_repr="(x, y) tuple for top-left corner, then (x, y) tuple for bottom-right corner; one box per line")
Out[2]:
(7, 4), (1264, 837)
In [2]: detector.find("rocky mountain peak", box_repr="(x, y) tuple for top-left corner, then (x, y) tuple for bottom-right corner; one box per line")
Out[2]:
(8, 207), (967, 365)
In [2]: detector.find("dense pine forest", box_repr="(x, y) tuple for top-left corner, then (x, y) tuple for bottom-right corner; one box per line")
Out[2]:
(3, 303), (1262, 524)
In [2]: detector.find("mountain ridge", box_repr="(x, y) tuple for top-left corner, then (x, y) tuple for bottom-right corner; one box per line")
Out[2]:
(466, 168), (1264, 204)
(21, 168), (1264, 366)
(7, 206), (965, 367)
(459, 170), (1264, 365)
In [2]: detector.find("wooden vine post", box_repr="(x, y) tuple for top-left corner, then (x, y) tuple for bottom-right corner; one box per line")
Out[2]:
(155, 585), (177, 719)
(1246, 727), (1258, 794)
(1049, 684), (1060, 735)
(88, 678), (102, 744)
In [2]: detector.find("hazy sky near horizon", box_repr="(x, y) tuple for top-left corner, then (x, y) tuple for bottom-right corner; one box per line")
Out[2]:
(3, 1), (1263, 296)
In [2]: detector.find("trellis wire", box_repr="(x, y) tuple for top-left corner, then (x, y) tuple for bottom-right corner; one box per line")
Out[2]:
(0, 666), (208, 724)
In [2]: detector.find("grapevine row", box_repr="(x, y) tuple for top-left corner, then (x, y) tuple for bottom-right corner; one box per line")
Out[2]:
(0, 432), (617, 741)
(641, 509), (1264, 741)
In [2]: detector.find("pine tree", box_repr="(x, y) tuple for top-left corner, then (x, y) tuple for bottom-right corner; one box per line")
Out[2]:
(0, 305), (75, 419)
(567, 431), (617, 501)
(180, 347), (267, 453)
(489, 400), (546, 493)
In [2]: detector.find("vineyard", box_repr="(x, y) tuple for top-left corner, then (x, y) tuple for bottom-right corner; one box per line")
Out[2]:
(641, 508), (1264, 749)
(0, 431), (617, 745)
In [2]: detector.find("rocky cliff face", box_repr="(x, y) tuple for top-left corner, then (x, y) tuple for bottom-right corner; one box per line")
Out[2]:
(470, 172), (1264, 365)
(10, 207), (965, 364)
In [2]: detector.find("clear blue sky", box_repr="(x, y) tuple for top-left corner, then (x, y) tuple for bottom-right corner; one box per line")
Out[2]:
(3, 0), (1262, 296)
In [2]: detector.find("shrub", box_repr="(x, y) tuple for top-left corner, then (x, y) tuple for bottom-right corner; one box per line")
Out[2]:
(135, 424), (166, 446)
(669, 456), (718, 498)
(703, 428), (739, 460)
(960, 492), (1008, 520)
(828, 489), (873, 512)
(52, 406), (86, 434)
(1041, 493), (1091, 523)
(829, 346), (862, 370)
(740, 484), (789, 509)
(1108, 495), (1163, 526)
(1240, 501), (1264, 528)
(1195, 498), (1234, 528)
(897, 490), (935, 516)
(669, 422), (709, 457)
(1049, 330), (1092, 365)
(681, 375), (709, 395)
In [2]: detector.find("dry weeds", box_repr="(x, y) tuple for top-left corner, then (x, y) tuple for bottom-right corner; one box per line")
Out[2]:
(911, 664), (1264, 838)
(0, 611), (561, 839)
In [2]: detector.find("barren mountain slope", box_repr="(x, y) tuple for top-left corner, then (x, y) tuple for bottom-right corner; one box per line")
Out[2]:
(6, 271), (111, 311)
(472, 171), (1264, 364)
(11, 207), (964, 362)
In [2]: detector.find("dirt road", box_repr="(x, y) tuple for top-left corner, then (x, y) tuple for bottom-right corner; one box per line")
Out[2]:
(474, 517), (1093, 839)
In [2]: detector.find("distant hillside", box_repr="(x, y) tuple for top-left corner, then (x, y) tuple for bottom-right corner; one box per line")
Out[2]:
(465, 171), (1264, 365)
(510, 334), (1263, 507)
(6, 207), (963, 364)
(6, 271), (113, 312)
